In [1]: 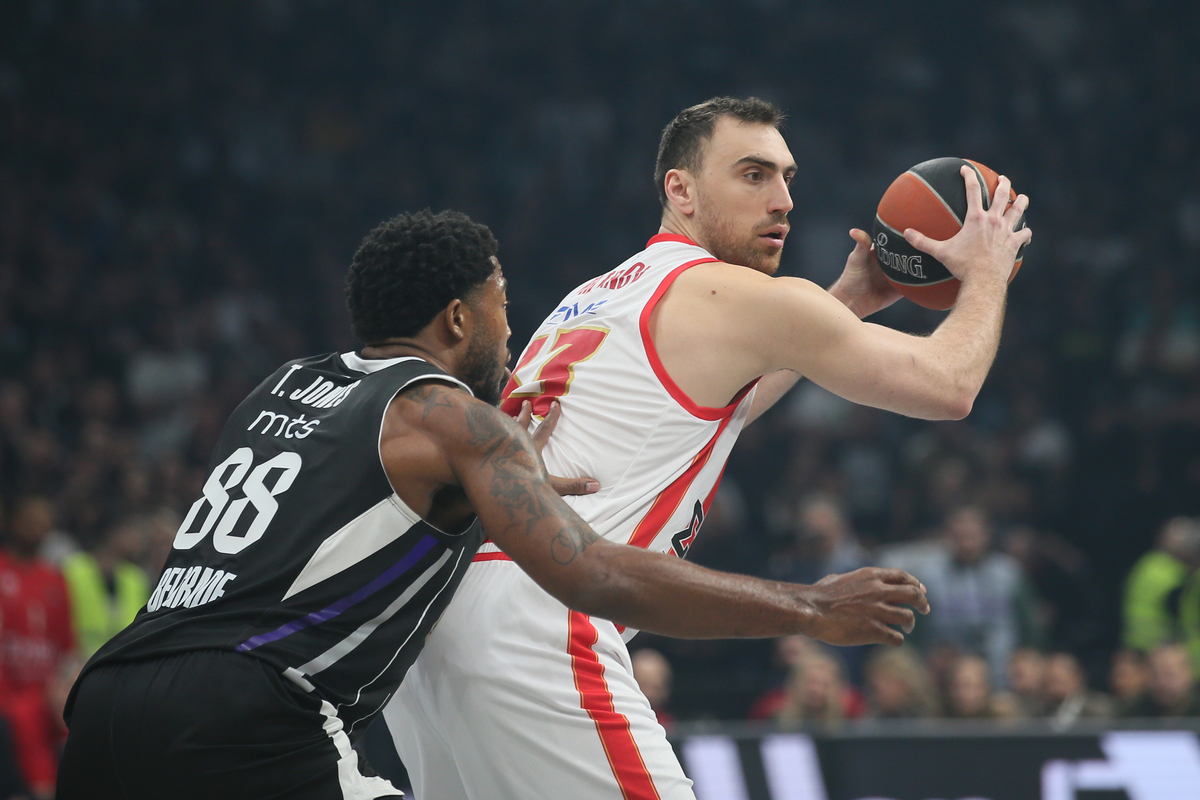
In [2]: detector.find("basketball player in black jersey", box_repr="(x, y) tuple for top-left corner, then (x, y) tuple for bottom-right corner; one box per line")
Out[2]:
(58, 210), (929, 800)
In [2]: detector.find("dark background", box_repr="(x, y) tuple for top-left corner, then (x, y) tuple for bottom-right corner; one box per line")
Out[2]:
(1, 0), (1198, 719)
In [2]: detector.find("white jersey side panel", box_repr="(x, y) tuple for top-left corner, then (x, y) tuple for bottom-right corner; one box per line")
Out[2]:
(492, 233), (757, 562)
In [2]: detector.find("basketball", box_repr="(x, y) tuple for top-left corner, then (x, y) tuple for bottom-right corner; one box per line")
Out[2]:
(872, 157), (1027, 310)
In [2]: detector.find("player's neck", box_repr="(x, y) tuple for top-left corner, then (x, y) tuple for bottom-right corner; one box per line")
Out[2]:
(659, 215), (734, 266)
(360, 339), (453, 375)
(658, 211), (706, 252)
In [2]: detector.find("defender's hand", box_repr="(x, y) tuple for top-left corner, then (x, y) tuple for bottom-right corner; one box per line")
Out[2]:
(803, 567), (931, 647)
(904, 167), (1031, 285)
(516, 400), (599, 497)
(828, 228), (902, 319)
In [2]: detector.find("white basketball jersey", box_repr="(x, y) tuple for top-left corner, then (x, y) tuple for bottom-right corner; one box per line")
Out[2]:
(487, 233), (757, 568)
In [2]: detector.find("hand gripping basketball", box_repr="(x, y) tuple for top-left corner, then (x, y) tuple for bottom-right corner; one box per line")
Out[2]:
(904, 166), (1032, 290)
(873, 157), (1031, 309)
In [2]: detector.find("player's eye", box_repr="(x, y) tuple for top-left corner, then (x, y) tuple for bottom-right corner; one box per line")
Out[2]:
(746, 171), (761, 181)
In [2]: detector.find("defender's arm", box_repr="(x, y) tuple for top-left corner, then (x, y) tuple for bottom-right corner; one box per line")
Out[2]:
(399, 384), (928, 644)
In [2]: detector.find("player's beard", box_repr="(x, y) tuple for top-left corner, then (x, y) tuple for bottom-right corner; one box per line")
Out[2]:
(697, 204), (786, 275)
(461, 329), (508, 407)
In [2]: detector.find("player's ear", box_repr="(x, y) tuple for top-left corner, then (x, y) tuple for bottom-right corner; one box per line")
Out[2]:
(440, 299), (469, 345)
(664, 169), (696, 216)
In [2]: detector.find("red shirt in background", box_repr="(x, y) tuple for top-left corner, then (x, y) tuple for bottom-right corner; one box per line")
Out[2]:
(0, 551), (74, 795)
(747, 684), (867, 721)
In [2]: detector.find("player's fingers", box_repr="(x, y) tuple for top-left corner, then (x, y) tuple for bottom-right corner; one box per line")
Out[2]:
(516, 400), (532, 430)
(961, 164), (984, 215)
(903, 227), (944, 258)
(874, 602), (917, 633)
(991, 175), (1012, 218)
(875, 620), (905, 647)
(531, 401), (562, 450)
(549, 474), (600, 497)
(884, 583), (931, 615)
(1017, 225), (1033, 245)
(875, 567), (922, 587)
(1005, 194), (1030, 236)
(849, 228), (872, 250)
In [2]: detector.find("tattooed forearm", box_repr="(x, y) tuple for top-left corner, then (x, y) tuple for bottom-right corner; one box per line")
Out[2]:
(433, 391), (605, 569)
(462, 402), (562, 537)
(550, 520), (601, 565)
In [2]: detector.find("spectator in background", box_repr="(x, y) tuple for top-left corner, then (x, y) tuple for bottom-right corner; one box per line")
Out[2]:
(864, 646), (940, 719)
(748, 634), (821, 721)
(776, 493), (869, 585)
(884, 506), (1029, 689)
(1123, 643), (1200, 718)
(0, 497), (74, 799)
(61, 515), (151, 658)
(1123, 517), (1200, 652)
(1003, 525), (1101, 655)
(773, 647), (864, 726)
(631, 649), (675, 729)
(1041, 652), (1114, 726)
(1110, 648), (1151, 717)
(772, 493), (871, 684)
(1008, 647), (1049, 717)
(141, 507), (181, 579)
(45, 655), (81, 776)
(944, 653), (1018, 720)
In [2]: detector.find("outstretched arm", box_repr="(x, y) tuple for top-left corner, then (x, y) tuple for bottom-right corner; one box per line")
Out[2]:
(658, 171), (1030, 420)
(399, 384), (928, 644)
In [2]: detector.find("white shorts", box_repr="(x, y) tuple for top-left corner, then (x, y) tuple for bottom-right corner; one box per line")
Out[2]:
(385, 558), (696, 800)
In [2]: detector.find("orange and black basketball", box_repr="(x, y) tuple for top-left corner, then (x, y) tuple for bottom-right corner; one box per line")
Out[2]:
(872, 157), (1027, 310)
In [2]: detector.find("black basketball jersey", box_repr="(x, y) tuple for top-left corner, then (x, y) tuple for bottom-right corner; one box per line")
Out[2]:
(80, 352), (485, 733)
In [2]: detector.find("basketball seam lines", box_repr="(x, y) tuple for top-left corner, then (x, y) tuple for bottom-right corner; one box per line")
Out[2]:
(904, 170), (963, 226)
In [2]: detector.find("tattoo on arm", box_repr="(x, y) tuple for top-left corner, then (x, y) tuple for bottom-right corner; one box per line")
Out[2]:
(550, 521), (601, 565)
(403, 383), (457, 420)
(402, 384), (603, 566)
(463, 403), (601, 564)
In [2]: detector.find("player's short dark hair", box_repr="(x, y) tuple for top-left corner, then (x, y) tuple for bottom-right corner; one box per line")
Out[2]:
(654, 97), (784, 207)
(346, 210), (498, 343)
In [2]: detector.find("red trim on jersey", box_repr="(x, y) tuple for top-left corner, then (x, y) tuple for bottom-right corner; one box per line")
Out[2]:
(702, 462), (727, 513)
(645, 232), (700, 248)
(639, 259), (761, 421)
(626, 416), (733, 550)
(568, 611), (662, 800)
(471, 552), (512, 563)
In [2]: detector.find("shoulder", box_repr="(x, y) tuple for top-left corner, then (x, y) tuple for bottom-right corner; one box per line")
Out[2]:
(669, 261), (810, 292)
(385, 380), (525, 457)
(666, 262), (844, 326)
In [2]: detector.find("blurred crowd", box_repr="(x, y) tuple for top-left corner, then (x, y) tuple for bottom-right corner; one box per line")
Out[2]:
(1, 0), (1199, 794)
(634, 636), (1200, 731)
(634, 510), (1200, 728)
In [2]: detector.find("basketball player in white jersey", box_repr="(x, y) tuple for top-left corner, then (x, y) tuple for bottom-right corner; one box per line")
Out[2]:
(386, 97), (1031, 799)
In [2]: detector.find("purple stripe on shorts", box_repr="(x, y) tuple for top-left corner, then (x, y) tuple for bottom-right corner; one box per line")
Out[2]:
(236, 534), (439, 652)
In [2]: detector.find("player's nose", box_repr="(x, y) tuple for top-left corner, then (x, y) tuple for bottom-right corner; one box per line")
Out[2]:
(769, 174), (793, 215)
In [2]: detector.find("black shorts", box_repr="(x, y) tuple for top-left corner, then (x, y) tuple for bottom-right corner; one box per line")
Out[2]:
(58, 650), (403, 800)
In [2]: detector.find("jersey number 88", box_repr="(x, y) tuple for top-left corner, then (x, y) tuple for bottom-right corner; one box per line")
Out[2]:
(174, 448), (302, 555)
